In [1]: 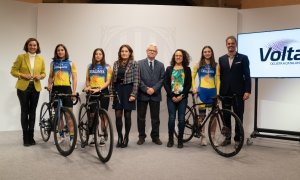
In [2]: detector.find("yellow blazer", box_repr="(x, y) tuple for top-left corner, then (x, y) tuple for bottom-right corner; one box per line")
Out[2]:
(10, 53), (46, 91)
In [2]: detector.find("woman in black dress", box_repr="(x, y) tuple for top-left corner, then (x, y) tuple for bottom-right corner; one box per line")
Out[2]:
(110, 44), (140, 148)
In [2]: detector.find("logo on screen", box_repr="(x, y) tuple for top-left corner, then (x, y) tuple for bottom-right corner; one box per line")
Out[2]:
(259, 39), (300, 64)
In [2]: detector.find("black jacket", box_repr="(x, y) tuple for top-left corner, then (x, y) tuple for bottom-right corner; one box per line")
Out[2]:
(218, 53), (251, 95)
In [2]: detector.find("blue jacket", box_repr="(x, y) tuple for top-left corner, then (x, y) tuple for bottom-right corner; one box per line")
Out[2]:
(137, 58), (165, 102)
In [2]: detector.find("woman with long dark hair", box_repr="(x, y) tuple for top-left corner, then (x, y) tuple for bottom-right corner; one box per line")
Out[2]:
(192, 46), (220, 146)
(164, 49), (191, 148)
(110, 44), (140, 148)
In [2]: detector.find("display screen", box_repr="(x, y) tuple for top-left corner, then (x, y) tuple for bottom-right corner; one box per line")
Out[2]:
(238, 28), (300, 78)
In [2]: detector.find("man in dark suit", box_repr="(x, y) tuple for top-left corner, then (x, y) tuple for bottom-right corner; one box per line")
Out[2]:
(137, 43), (165, 145)
(219, 36), (251, 146)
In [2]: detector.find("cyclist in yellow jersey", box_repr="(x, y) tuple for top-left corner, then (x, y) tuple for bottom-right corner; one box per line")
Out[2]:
(47, 44), (77, 146)
(84, 48), (112, 145)
(192, 46), (220, 146)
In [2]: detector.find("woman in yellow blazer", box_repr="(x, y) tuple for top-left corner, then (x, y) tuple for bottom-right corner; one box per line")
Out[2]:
(10, 38), (46, 146)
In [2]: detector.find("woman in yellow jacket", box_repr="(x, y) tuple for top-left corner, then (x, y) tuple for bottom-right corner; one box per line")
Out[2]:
(10, 38), (46, 146)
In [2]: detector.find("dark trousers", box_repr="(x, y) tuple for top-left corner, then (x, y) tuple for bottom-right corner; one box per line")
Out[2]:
(222, 93), (244, 142)
(137, 100), (160, 140)
(17, 82), (40, 132)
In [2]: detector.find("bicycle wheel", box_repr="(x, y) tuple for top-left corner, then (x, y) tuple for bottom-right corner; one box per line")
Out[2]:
(94, 109), (113, 163)
(208, 109), (244, 157)
(39, 102), (52, 142)
(175, 105), (195, 142)
(78, 104), (89, 148)
(54, 107), (78, 157)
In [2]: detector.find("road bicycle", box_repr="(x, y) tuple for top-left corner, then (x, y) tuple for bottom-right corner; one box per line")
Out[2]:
(39, 87), (79, 157)
(175, 91), (244, 157)
(78, 90), (116, 163)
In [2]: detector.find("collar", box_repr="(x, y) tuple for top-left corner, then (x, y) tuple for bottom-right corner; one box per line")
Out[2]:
(28, 52), (36, 57)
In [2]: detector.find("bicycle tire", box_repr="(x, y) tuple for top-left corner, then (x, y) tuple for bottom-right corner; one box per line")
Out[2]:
(175, 105), (195, 142)
(208, 109), (244, 157)
(78, 104), (90, 147)
(54, 107), (78, 157)
(39, 102), (52, 142)
(95, 108), (114, 163)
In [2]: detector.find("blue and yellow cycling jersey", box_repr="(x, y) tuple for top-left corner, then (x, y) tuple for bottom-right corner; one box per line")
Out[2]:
(51, 59), (76, 86)
(192, 63), (220, 94)
(86, 64), (112, 88)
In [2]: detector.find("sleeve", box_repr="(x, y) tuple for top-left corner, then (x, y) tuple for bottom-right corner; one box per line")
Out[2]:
(71, 61), (77, 73)
(191, 64), (198, 90)
(163, 66), (173, 97)
(215, 64), (220, 95)
(109, 62), (117, 94)
(10, 55), (22, 78)
(106, 65), (112, 82)
(39, 56), (46, 79)
(243, 55), (251, 93)
(182, 67), (192, 98)
(130, 61), (140, 97)
(86, 65), (90, 87)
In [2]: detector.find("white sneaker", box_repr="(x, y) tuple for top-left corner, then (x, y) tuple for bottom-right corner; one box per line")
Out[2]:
(70, 138), (77, 149)
(57, 136), (65, 144)
(212, 138), (219, 147)
(200, 134), (208, 146)
(99, 138), (105, 146)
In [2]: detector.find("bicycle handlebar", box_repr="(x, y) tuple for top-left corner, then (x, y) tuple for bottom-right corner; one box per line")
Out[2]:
(82, 89), (121, 104)
(44, 87), (80, 105)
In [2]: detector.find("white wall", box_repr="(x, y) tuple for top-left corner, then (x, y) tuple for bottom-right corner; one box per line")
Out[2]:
(238, 5), (300, 132)
(2, 1), (237, 131)
(0, 0), (37, 131)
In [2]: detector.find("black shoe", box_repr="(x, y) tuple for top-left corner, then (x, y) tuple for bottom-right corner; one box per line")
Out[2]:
(177, 143), (183, 148)
(137, 138), (145, 145)
(194, 132), (201, 138)
(177, 140), (183, 148)
(116, 135), (123, 148)
(220, 139), (231, 146)
(23, 131), (30, 147)
(29, 138), (36, 145)
(152, 139), (162, 145)
(122, 136), (129, 148)
(167, 140), (174, 147)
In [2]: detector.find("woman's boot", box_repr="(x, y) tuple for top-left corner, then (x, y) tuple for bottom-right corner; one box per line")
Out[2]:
(177, 131), (183, 148)
(167, 132), (174, 147)
(23, 130), (30, 147)
(116, 134), (123, 148)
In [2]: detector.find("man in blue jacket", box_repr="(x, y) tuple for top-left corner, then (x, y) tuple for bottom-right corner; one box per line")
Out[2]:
(137, 43), (165, 145)
(219, 36), (251, 146)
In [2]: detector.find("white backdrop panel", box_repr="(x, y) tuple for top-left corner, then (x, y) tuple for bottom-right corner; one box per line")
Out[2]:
(0, 0), (37, 131)
(239, 5), (300, 132)
(36, 3), (237, 131)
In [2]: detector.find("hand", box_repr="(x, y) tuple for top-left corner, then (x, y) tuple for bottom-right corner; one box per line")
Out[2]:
(129, 96), (136, 102)
(84, 87), (90, 92)
(72, 92), (77, 101)
(33, 75), (41, 81)
(176, 95), (183, 102)
(172, 96), (178, 103)
(90, 88), (100, 94)
(21, 73), (32, 80)
(47, 84), (52, 91)
(243, 92), (250, 100)
(146, 87), (154, 95)
(192, 88), (197, 94)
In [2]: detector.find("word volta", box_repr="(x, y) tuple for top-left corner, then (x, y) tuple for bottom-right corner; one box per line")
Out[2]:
(260, 46), (300, 61)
